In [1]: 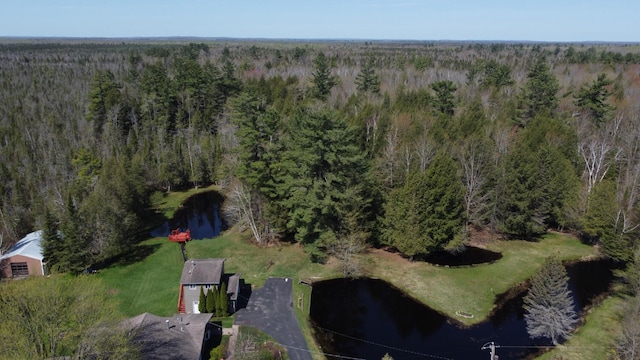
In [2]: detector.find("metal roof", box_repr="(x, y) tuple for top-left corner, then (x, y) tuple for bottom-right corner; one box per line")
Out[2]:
(0, 231), (44, 261)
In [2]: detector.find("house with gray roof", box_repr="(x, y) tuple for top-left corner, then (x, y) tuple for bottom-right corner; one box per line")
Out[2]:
(0, 231), (45, 278)
(178, 259), (225, 314)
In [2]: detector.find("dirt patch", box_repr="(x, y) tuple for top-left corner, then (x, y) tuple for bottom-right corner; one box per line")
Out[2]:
(368, 247), (411, 265)
(467, 226), (500, 248)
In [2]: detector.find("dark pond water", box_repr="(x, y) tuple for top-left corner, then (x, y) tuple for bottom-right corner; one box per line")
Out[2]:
(310, 260), (614, 360)
(423, 246), (503, 266)
(150, 191), (227, 239)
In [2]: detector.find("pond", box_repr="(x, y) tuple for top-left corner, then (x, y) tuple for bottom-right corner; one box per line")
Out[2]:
(310, 260), (614, 360)
(150, 191), (228, 239)
(422, 246), (503, 266)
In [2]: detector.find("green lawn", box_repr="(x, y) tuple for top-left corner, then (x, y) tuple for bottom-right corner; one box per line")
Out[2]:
(97, 237), (185, 316)
(362, 232), (599, 326)
(98, 232), (341, 317)
(536, 295), (622, 359)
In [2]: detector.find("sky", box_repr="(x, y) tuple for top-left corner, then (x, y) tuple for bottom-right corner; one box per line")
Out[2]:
(1, 0), (639, 42)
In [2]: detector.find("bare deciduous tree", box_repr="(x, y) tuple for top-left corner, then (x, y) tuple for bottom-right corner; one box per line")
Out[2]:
(329, 226), (369, 278)
(577, 115), (621, 195)
(617, 296), (640, 360)
(224, 180), (272, 245)
(458, 140), (493, 229)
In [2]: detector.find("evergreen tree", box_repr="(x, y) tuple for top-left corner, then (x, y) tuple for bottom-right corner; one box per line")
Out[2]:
(430, 80), (457, 117)
(455, 99), (487, 139)
(421, 153), (465, 252)
(230, 89), (282, 191)
(59, 196), (90, 275)
(311, 52), (336, 101)
(574, 73), (615, 126)
(41, 207), (62, 273)
(206, 288), (215, 313)
(480, 60), (515, 91)
(382, 153), (465, 257)
(198, 286), (206, 313)
(497, 142), (547, 239)
(382, 170), (429, 258)
(221, 59), (242, 98)
(520, 58), (560, 124)
(355, 56), (380, 95)
(523, 258), (577, 345)
(81, 156), (148, 260)
(581, 180), (634, 262)
(274, 106), (367, 258)
(87, 69), (120, 134)
(497, 117), (580, 238)
(217, 283), (229, 317)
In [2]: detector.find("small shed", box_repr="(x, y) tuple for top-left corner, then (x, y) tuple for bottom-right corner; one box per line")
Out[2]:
(0, 231), (45, 278)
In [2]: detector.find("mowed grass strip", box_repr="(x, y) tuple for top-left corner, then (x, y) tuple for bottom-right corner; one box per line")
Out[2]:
(363, 232), (599, 325)
(536, 295), (622, 359)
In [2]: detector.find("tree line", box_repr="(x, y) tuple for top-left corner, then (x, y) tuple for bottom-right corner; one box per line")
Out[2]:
(0, 41), (638, 271)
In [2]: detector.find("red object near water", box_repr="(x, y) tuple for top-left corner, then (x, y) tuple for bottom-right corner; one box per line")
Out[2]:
(168, 228), (191, 243)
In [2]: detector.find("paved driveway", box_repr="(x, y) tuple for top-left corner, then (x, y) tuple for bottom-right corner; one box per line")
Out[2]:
(234, 277), (313, 360)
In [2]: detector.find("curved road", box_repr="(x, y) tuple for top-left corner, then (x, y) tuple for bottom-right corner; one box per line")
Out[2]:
(234, 277), (313, 360)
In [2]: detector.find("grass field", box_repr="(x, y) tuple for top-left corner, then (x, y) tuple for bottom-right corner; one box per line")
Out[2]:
(537, 295), (623, 359)
(98, 188), (613, 359)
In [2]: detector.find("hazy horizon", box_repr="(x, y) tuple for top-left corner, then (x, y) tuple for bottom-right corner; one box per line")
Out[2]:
(2, 0), (639, 42)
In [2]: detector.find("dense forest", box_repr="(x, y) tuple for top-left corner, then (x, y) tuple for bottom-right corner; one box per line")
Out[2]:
(0, 40), (639, 271)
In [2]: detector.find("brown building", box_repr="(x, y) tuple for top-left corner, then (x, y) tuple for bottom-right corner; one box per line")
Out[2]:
(0, 231), (45, 278)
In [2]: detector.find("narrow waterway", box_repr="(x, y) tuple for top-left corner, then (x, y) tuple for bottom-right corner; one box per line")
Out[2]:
(310, 260), (614, 360)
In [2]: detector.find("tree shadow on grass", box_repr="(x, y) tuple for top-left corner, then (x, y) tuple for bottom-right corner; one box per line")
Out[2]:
(96, 243), (162, 269)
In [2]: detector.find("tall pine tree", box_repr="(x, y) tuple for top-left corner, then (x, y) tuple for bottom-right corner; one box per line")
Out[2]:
(311, 52), (336, 101)
(41, 208), (61, 274)
(355, 56), (380, 95)
(273, 106), (367, 258)
(519, 58), (560, 124)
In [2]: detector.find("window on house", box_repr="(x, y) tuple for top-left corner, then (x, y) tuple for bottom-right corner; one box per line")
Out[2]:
(204, 285), (212, 290)
(10, 262), (28, 277)
(189, 284), (197, 290)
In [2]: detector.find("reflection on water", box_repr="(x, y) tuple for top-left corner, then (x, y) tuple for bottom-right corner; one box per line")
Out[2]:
(150, 191), (227, 239)
(310, 260), (613, 360)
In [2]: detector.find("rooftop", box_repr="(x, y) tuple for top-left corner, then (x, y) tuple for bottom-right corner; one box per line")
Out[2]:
(180, 258), (225, 285)
(125, 312), (213, 360)
(227, 273), (241, 301)
(0, 231), (44, 261)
